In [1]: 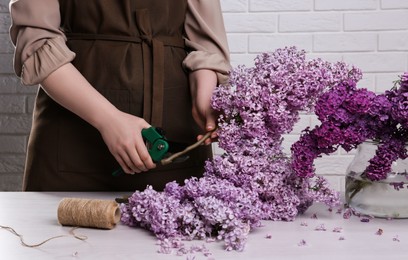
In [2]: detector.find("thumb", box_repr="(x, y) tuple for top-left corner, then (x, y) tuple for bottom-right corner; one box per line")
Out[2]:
(205, 113), (217, 132)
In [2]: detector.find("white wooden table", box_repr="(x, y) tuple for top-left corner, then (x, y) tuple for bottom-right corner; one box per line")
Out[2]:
(1, 192), (407, 260)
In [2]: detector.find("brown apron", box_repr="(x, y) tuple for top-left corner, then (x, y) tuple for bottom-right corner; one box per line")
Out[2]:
(23, 0), (211, 191)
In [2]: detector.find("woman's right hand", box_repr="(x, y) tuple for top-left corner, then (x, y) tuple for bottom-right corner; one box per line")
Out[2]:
(97, 110), (157, 174)
(41, 63), (156, 174)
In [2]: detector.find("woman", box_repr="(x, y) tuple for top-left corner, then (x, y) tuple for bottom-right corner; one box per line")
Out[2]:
(9, 0), (230, 191)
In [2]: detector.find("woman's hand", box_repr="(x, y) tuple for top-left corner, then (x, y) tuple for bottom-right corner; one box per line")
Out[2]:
(41, 63), (155, 175)
(97, 110), (156, 174)
(189, 69), (219, 145)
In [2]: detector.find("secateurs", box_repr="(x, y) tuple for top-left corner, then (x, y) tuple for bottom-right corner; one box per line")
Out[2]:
(112, 126), (214, 176)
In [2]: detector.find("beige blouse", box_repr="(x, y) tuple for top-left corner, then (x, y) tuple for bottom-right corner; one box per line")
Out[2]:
(9, 0), (231, 86)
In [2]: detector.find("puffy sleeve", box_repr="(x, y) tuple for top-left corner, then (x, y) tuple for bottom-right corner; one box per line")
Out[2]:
(183, 0), (231, 84)
(9, 0), (75, 86)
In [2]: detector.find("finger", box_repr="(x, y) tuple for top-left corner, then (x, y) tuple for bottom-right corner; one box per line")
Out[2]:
(114, 154), (135, 175)
(211, 130), (218, 139)
(120, 150), (144, 173)
(126, 148), (148, 172)
(197, 134), (213, 146)
(140, 121), (152, 130)
(135, 140), (156, 169)
(205, 114), (217, 132)
(204, 137), (212, 146)
(192, 106), (208, 131)
(194, 115), (206, 131)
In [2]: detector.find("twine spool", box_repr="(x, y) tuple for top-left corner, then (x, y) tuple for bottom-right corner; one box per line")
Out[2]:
(58, 198), (120, 229)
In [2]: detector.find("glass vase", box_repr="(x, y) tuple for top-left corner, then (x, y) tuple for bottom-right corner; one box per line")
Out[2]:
(345, 140), (408, 218)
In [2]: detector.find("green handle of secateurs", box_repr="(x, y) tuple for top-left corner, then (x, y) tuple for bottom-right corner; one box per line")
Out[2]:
(141, 127), (169, 162)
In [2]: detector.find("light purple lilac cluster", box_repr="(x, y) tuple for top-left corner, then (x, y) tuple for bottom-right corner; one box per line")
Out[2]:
(121, 47), (361, 251)
(291, 73), (408, 181)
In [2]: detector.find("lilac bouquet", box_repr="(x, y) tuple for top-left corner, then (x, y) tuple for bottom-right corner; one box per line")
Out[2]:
(291, 73), (408, 182)
(120, 47), (362, 252)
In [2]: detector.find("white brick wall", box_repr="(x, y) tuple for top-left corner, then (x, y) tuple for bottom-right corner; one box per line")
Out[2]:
(381, 0), (408, 9)
(1, 0), (408, 191)
(219, 0), (408, 192)
(315, 0), (378, 10)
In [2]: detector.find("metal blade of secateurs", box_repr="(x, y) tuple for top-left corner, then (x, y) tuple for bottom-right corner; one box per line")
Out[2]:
(152, 127), (189, 163)
(164, 141), (190, 163)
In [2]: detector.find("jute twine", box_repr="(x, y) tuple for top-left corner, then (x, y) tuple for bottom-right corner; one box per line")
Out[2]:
(0, 225), (87, 248)
(57, 198), (121, 229)
(1, 198), (119, 248)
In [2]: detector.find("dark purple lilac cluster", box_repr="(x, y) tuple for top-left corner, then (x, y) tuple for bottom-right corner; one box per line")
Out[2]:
(291, 73), (408, 181)
(121, 47), (362, 251)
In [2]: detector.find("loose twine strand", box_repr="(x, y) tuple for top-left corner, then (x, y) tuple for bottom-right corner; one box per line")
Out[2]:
(0, 225), (87, 248)
(1, 197), (120, 248)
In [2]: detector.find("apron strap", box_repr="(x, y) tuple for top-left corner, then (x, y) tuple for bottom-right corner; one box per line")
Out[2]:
(66, 11), (185, 127)
(135, 9), (165, 127)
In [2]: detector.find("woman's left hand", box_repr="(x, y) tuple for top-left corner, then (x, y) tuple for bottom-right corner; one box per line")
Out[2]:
(189, 69), (219, 145)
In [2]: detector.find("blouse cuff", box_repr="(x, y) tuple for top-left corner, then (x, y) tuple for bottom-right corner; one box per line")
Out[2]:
(183, 50), (230, 84)
(21, 37), (75, 86)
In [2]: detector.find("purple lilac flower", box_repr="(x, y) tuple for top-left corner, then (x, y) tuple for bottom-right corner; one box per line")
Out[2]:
(365, 138), (408, 181)
(390, 182), (405, 191)
(307, 177), (341, 207)
(298, 239), (307, 246)
(344, 88), (375, 114)
(398, 72), (408, 93)
(333, 227), (343, 233)
(292, 73), (408, 182)
(343, 208), (353, 219)
(360, 218), (370, 223)
(395, 100), (408, 128)
(121, 46), (360, 251)
(314, 224), (327, 231)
